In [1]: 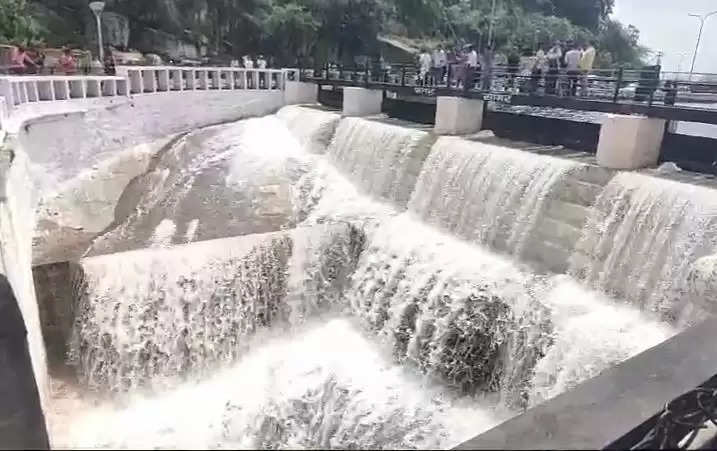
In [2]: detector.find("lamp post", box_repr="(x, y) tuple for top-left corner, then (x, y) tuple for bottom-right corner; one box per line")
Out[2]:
(89, 1), (106, 62)
(487, 0), (498, 48)
(687, 10), (717, 80)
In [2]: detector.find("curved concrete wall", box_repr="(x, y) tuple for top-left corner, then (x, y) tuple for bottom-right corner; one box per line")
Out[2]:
(0, 86), (290, 445)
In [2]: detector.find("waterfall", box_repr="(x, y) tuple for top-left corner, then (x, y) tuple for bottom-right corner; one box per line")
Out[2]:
(51, 319), (502, 450)
(342, 215), (674, 411)
(327, 118), (434, 208)
(409, 137), (577, 256)
(69, 225), (363, 394)
(569, 172), (717, 324)
(46, 107), (695, 449)
(276, 105), (341, 154)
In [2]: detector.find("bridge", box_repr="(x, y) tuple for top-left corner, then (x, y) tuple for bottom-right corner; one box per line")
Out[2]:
(299, 64), (717, 126)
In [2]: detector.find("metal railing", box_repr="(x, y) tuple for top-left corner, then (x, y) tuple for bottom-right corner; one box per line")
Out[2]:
(301, 64), (717, 109)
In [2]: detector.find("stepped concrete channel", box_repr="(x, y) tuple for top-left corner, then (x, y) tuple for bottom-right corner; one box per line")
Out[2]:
(0, 73), (716, 448)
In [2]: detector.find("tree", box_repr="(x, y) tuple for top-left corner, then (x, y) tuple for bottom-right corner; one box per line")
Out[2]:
(597, 19), (649, 67)
(0, 0), (42, 44)
(263, 2), (319, 63)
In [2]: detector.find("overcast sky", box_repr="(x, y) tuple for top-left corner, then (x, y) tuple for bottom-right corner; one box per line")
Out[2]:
(613, 0), (717, 73)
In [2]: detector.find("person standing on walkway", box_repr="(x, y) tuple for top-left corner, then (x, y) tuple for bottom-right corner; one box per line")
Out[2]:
(9, 45), (36, 74)
(479, 44), (494, 91)
(546, 41), (563, 95)
(418, 48), (432, 85)
(506, 45), (521, 91)
(579, 41), (596, 96)
(565, 43), (582, 96)
(530, 45), (548, 94)
(465, 44), (479, 90)
(433, 46), (447, 85)
(58, 48), (77, 75)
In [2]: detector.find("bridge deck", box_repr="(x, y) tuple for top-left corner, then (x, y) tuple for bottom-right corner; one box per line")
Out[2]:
(301, 66), (717, 125)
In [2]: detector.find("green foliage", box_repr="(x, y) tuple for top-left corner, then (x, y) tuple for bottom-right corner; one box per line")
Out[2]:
(14, 0), (646, 68)
(596, 19), (650, 68)
(0, 0), (43, 45)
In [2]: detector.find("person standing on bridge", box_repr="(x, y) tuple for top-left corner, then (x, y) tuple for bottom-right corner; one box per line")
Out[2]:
(579, 41), (596, 96)
(480, 44), (495, 92)
(546, 41), (563, 95)
(433, 46), (447, 85)
(419, 48), (432, 86)
(465, 44), (479, 90)
(565, 42), (582, 97)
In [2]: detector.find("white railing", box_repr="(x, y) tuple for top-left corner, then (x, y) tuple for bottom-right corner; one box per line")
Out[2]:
(0, 66), (298, 131)
(0, 75), (129, 108)
(117, 66), (289, 95)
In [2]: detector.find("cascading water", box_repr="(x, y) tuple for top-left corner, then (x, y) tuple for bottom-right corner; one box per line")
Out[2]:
(569, 172), (717, 324)
(342, 215), (673, 411)
(276, 105), (341, 155)
(326, 118), (434, 208)
(47, 106), (695, 449)
(409, 137), (577, 256)
(69, 225), (362, 394)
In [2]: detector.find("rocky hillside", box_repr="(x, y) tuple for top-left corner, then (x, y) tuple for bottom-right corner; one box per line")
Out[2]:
(30, 0), (210, 61)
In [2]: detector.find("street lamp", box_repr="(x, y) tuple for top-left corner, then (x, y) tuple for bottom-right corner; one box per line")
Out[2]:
(89, 1), (106, 62)
(687, 10), (717, 80)
(487, 0), (498, 48)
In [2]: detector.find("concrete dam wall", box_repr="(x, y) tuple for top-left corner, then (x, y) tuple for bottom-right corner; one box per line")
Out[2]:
(2, 98), (717, 448)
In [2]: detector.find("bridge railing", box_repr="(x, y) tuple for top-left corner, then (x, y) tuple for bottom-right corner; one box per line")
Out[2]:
(117, 66), (288, 95)
(0, 66), (298, 131)
(0, 75), (129, 109)
(302, 64), (717, 108)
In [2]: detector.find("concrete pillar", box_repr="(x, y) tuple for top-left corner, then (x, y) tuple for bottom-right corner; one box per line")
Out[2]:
(434, 96), (485, 135)
(597, 114), (666, 170)
(343, 87), (383, 117)
(284, 81), (318, 105)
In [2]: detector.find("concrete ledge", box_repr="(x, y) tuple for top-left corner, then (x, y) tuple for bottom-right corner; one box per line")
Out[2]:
(455, 319), (717, 450)
(597, 114), (666, 169)
(434, 96), (484, 135)
(284, 81), (318, 105)
(342, 87), (383, 117)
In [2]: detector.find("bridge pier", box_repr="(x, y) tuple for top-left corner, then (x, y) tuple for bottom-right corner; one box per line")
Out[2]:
(434, 96), (485, 135)
(597, 114), (666, 169)
(284, 81), (318, 105)
(342, 87), (383, 117)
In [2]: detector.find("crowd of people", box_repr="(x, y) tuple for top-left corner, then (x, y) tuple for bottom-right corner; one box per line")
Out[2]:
(5, 44), (120, 75)
(416, 40), (598, 96)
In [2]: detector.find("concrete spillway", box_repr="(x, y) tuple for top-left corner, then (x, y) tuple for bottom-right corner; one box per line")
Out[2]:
(10, 104), (717, 448)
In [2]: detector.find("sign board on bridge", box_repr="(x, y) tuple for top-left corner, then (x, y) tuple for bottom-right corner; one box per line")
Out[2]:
(482, 93), (513, 104)
(413, 87), (436, 97)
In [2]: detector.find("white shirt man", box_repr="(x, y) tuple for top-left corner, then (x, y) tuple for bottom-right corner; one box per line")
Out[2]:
(565, 48), (582, 71)
(419, 52), (432, 76)
(433, 48), (447, 68)
(243, 56), (254, 69)
(467, 49), (479, 68)
(257, 57), (267, 69)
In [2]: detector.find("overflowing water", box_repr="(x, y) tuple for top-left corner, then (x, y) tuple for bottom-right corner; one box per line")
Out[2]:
(327, 118), (434, 208)
(44, 105), (711, 449)
(51, 319), (501, 449)
(569, 172), (717, 324)
(409, 137), (576, 256)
